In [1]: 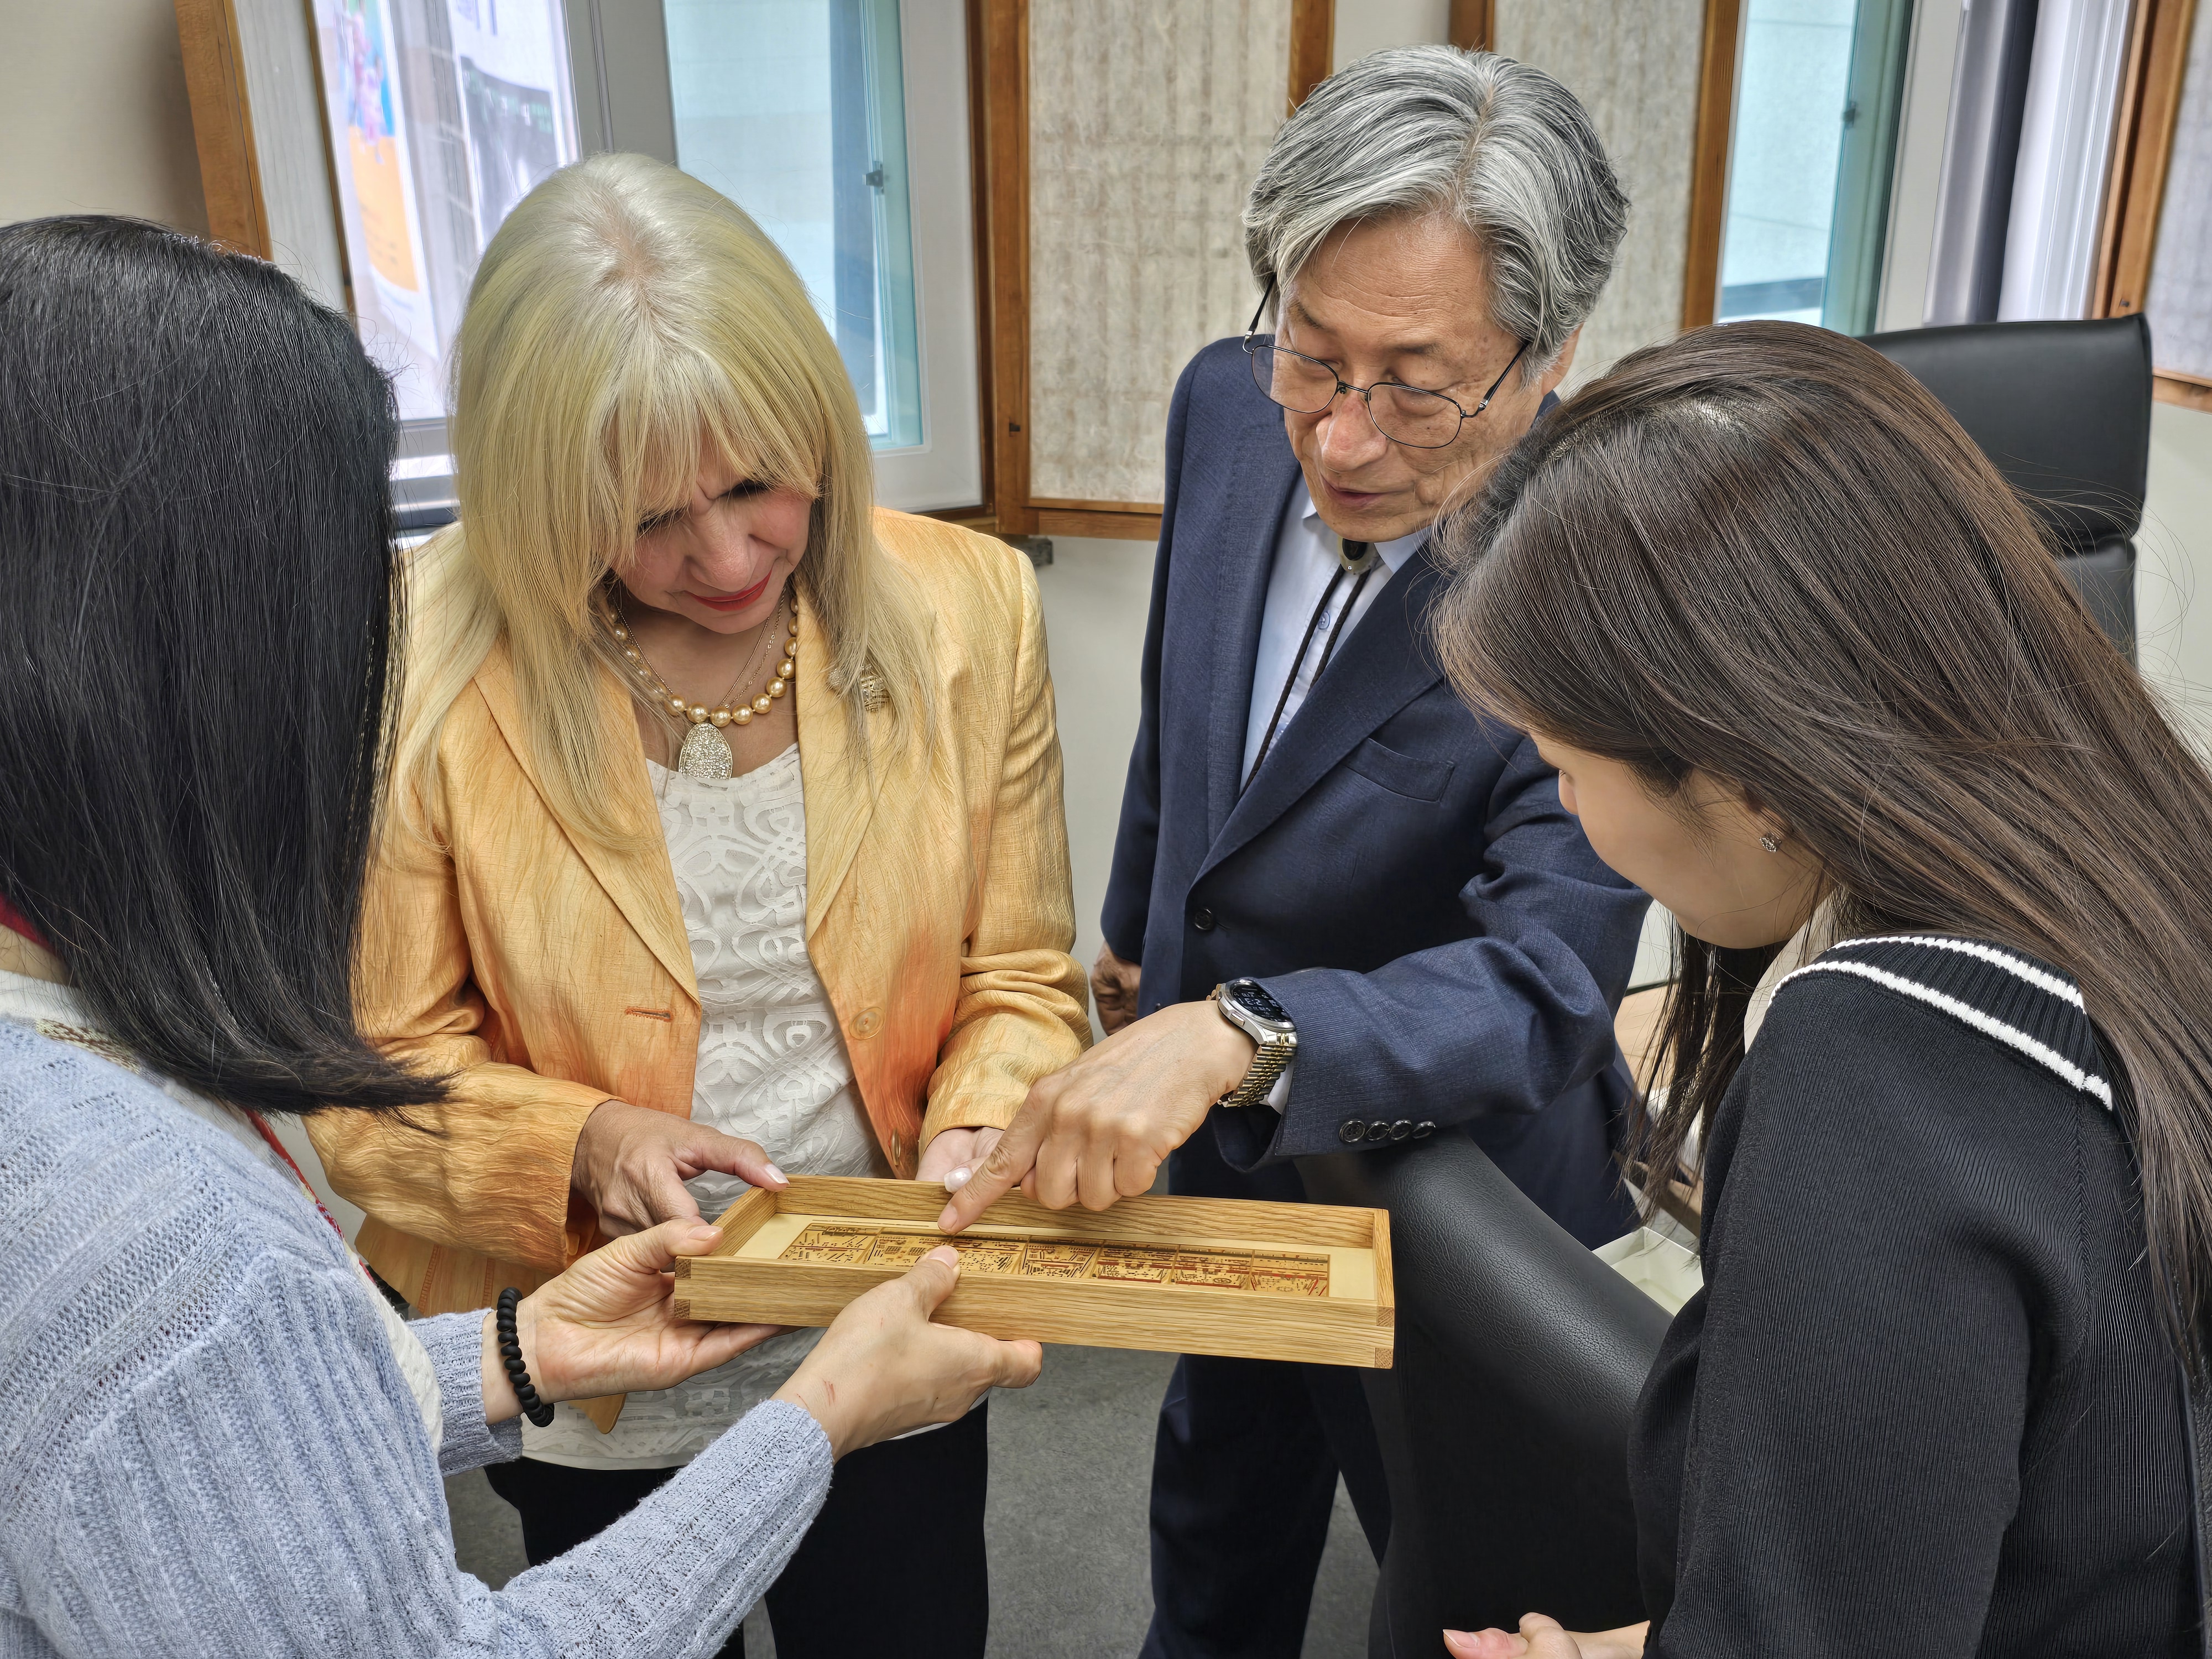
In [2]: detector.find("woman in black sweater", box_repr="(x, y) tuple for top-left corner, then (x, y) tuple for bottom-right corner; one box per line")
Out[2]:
(1428, 322), (2211, 1657)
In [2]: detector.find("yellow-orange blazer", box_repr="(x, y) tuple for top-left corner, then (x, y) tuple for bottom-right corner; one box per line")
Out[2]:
(311, 510), (1091, 1317)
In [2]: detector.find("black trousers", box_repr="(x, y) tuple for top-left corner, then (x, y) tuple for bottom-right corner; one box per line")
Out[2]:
(1139, 1130), (1394, 1659)
(1140, 1354), (1390, 1659)
(484, 1404), (990, 1659)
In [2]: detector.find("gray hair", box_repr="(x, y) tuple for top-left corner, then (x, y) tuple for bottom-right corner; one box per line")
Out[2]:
(1243, 46), (1629, 381)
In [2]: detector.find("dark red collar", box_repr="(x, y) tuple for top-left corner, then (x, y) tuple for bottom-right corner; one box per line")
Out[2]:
(0, 893), (48, 951)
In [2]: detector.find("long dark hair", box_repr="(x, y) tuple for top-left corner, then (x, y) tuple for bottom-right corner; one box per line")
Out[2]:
(1430, 320), (2212, 1352)
(0, 217), (444, 1117)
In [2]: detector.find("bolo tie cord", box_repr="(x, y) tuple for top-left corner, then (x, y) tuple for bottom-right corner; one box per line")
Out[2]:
(1243, 562), (1375, 792)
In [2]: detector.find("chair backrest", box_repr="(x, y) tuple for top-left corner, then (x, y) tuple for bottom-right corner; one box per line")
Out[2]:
(1299, 1137), (1670, 1647)
(1860, 314), (2151, 655)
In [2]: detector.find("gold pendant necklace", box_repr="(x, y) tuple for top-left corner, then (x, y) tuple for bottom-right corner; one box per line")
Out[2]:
(608, 595), (800, 780)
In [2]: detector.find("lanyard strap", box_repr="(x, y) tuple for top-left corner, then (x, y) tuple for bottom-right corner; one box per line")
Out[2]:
(0, 893), (48, 950)
(246, 1110), (351, 1246)
(1244, 564), (1374, 792)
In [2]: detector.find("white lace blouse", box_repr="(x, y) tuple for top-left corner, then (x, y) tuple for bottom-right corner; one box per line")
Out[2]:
(524, 744), (880, 1469)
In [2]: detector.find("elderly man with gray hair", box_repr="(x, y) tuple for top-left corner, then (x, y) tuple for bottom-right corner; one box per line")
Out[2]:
(941, 47), (1650, 1655)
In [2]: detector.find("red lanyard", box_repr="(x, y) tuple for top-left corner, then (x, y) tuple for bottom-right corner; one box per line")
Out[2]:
(246, 1112), (351, 1247)
(0, 895), (47, 949)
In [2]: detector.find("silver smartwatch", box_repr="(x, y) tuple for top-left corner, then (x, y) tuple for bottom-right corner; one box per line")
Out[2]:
(1209, 978), (1297, 1109)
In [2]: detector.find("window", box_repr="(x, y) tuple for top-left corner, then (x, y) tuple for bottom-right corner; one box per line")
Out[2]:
(312, 0), (581, 423)
(665, 0), (924, 450)
(1715, 0), (1914, 334)
(579, 0), (983, 512)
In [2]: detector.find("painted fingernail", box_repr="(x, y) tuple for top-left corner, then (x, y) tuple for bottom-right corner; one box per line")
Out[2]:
(942, 1166), (972, 1192)
(764, 1164), (787, 1184)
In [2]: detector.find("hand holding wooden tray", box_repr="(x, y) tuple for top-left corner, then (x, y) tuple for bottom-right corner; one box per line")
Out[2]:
(672, 1175), (1395, 1368)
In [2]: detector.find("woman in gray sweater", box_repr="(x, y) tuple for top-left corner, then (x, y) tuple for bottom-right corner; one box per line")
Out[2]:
(0, 216), (1040, 1658)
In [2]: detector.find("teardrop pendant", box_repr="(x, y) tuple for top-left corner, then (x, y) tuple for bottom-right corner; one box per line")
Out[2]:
(677, 719), (736, 779)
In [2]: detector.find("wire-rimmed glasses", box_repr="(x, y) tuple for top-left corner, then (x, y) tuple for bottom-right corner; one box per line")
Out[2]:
(1239, 280), (1528, 450)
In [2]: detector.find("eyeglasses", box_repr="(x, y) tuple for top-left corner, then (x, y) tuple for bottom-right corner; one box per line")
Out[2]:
(1239, 279), (1529, 450)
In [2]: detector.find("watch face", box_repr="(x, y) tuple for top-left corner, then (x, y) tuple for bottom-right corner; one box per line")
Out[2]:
(1228, 979), (1292, 1029)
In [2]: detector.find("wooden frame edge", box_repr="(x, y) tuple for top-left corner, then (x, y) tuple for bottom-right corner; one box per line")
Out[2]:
(964, 0), (1000, 521)
(2104, 0), (2200, 329)
(2157, 371), (2212, 414)
(1289, 0), (1335, 111)
(1035, 507), (1164, 542)
(1682, 0), (1745, 330)
(175, 0), (272, 255)
(983, 3), (1319, 532)
(2092, 0), (2159, 315)
(978, 0), (1036, 536)
(1447, 0), (1495, 51)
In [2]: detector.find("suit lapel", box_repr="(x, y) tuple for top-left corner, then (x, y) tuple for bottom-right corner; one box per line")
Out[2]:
(796, 592), (888, 942)
(472, 642), (700, 1001)
(1200, 541), (1449, 880)
(1206, 422), (1304, 841)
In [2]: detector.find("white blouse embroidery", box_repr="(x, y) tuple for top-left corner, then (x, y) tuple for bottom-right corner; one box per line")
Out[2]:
(524, 744), (879, 1469)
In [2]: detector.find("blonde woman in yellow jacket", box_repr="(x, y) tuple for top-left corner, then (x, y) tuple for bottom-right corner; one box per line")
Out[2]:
(309, 154), (1088, 1659)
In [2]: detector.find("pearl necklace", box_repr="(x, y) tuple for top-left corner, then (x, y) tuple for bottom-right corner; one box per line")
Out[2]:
(608, 596), (800, 780)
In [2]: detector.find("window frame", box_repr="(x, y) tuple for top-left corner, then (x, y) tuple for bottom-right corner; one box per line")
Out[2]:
(179, 0), (1341, 538)
(2095, 0), (2212, 413)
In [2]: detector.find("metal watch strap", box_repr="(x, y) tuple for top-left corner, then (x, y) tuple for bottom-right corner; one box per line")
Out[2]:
(1217, 1034), (1293, 1110)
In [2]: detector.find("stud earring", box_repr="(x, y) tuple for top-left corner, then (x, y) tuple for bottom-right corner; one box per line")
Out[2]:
(1759, 832), (1782, 853)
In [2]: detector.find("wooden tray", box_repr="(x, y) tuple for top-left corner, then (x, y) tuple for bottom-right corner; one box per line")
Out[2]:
(672, 1175), (1395, 1369)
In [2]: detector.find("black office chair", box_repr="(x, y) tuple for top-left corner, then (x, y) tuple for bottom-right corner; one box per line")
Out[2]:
(1862, 314), (2152, 658)
(1300, 1137), (1670, 1652)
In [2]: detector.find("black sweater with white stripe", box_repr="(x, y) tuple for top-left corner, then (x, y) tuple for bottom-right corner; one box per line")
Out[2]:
(1629, 935), (2197, 1655)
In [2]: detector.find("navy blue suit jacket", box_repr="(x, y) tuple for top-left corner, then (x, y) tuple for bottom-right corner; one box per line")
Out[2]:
(1102, 337), (1650, 1246)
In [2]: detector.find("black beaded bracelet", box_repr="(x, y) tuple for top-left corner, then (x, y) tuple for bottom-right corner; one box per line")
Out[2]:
(495, 1286), (556, 1428)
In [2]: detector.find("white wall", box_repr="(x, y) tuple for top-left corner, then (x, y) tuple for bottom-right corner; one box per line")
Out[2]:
(2138, 401), (2212, 752)
(0, 0), (207, 233)
(1032, 539), (1155, 1015)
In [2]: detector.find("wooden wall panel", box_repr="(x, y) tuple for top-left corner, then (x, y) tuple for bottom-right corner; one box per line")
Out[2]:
(1495, 0), (1711, 387)
(1024, 0), (1296, 509)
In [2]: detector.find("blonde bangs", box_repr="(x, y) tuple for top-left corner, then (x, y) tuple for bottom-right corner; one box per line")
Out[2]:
(396, 152), (933, 854)
(607, 343), (823, 573)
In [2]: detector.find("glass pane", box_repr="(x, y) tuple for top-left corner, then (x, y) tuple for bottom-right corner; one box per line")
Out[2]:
(1717, 0), (1913, 335)
(663, 0), (924, 450)
(311, 0), (582, 421)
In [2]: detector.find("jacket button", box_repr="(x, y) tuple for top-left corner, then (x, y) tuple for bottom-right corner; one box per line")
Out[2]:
(1338, 1120), (1365, 1144)
(853, 1008), (883, 1039)
(1389, 1120), (1412, 1141)
(1412, 1120), (1435, 1139)
(1190, 907), (1216, 932)
(1365, 1121), (1393, 1142)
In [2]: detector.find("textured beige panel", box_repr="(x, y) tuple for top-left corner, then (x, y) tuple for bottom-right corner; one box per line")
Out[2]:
(1496, 0), (1706, 389)
(1029, 0), (1292, 504)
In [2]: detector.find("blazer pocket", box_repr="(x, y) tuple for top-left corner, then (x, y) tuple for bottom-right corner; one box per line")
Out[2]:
(1345, 735), (1455, 802)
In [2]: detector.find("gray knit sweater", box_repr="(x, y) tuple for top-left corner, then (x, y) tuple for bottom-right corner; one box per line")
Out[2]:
(0, 1021), (833, 1657)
